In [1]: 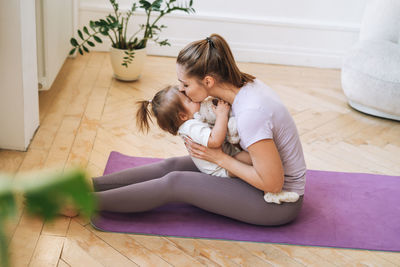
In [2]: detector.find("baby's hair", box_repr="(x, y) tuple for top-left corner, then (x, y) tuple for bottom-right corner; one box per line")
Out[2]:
(136, 85), (187, 135)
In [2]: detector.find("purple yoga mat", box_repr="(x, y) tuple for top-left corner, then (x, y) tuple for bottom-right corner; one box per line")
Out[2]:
(90, 151), (400, 252)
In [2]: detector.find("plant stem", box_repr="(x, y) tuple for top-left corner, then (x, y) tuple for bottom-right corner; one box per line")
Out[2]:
(143, 9), (152, 48)
(108, 35), (116, 47)
(112, 2), (121, 48)
(110, 28), (118, 47)
(124, 13), (130, 48)
(120, 17), (124, 48)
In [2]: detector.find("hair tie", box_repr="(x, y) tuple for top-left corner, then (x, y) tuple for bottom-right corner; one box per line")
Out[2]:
(148, 99), (152, 104)
(206, 37), (215, 48)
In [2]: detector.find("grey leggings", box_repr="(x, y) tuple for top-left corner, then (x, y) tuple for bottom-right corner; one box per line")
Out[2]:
(92, 156), (304, 226)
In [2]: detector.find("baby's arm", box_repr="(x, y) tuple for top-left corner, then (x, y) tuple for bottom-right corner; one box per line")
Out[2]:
(207, 100), (230, 148)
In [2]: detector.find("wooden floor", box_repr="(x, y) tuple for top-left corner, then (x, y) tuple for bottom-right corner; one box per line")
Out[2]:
(1, 52), (400, 266)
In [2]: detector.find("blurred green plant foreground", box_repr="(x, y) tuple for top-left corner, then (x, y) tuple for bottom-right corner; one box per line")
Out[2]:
(0, 168), (97, 267)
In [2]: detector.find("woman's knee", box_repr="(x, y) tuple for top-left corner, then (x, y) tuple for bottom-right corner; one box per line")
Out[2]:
(162, 171), (186, 187)
(162, 156), (197, 172)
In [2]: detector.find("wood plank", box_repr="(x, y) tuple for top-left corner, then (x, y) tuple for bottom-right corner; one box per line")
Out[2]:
(85, 225), (172, 266)
(29, 235), (65, 267)
(30, 55), (92, 151)
(57, 258), (70, 267)
(43, 117), (81, 170)
(61, 238), (103, 267)
(337, 249), (399, 267)
(166, 237), (238, 266)
(237, 242), (306, 266)
(373, 251), (400, 266)
(270, 244), (337, 267)
(306, 246), (369, 267)
(197, 239), (273, 266)
(127, 234), (205, 266)
(8, 210), (44, 267)
(42, 217), (71, 237)
(0, 150), (25, 173)
(63, 220), (137, 266)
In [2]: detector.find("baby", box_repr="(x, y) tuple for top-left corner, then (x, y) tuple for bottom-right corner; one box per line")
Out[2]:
(136, 85), (250, 177)
(136, 85), (299, 204)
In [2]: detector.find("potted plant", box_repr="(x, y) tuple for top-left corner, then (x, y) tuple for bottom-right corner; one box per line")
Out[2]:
(69, 0), (195, 81)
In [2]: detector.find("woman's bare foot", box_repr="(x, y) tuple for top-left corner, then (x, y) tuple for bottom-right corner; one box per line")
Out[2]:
(23, 199), (79, 217)
(58, 204), (79, 217)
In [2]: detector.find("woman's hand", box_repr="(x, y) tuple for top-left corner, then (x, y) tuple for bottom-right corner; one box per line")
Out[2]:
(183, 136), (226, 165)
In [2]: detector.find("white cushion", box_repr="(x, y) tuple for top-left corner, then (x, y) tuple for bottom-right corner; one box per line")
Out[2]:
(341, 40), (400, 119)
(360, 0), (400, 43)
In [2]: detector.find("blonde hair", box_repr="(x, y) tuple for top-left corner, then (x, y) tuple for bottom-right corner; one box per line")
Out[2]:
(177, 33), (255, 88)
(136, 85), (186, 135)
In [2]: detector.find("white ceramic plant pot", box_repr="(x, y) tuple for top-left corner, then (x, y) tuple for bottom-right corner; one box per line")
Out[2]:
(110, 47), (146, 81)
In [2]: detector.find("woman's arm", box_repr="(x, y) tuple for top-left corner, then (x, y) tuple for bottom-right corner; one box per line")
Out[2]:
(233, 151), (252, 165)
(185, 138), (284, 193)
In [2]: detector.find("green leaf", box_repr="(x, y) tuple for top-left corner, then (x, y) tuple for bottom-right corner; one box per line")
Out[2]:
(0, 175), (16, 220)
(0, 218), (11, 267)
(78, 47), (83, 55)
(20, 168), (97, 220)
(151, 0), (163, 11)
(130, 2), (137, 12)
(69, 48), (76, 55)
(78, 30), (84, 40)
(108, 15), (117, 23)
(93, 35), (103, 43)
(89, 20), (97, 30)
(99, 19), (108, 26)
(83, 26), (90, 35)
(70, 38), (78, 47)
(100, 29), (109, 36)
(139, 0), (152, 9)
(87, 41), (95, 47)
(82, 45), (89, 53)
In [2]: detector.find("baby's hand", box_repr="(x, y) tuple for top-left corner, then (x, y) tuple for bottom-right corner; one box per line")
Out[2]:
(212, 99), (230, 118)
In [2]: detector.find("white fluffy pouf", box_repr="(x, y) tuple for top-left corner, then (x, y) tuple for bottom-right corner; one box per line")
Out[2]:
(341, 0), (400, 121)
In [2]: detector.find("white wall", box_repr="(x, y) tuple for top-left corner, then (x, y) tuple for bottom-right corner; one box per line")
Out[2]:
(79, 0), (367, 68)
(0, 0), (39, 151)
(36, 0), (75, 91)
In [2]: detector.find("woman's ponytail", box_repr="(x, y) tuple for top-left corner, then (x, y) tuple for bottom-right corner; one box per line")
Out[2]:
(177, 33), (255, 88)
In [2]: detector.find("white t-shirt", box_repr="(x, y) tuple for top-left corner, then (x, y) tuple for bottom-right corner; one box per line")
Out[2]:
(178, 118), (240, 177)
(232, 79), (306, 195)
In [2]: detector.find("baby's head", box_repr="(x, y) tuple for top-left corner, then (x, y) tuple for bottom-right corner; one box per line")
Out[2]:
(136, 85), (200, 135)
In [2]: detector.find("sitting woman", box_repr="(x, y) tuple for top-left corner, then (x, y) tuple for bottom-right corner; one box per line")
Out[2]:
(68, 33), (307, 226)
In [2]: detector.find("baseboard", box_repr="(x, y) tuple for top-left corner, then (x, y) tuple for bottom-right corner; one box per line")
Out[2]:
(78, 2), (361, 69)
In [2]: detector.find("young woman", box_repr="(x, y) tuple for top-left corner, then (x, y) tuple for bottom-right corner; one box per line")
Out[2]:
(86, 34), (306, 226)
